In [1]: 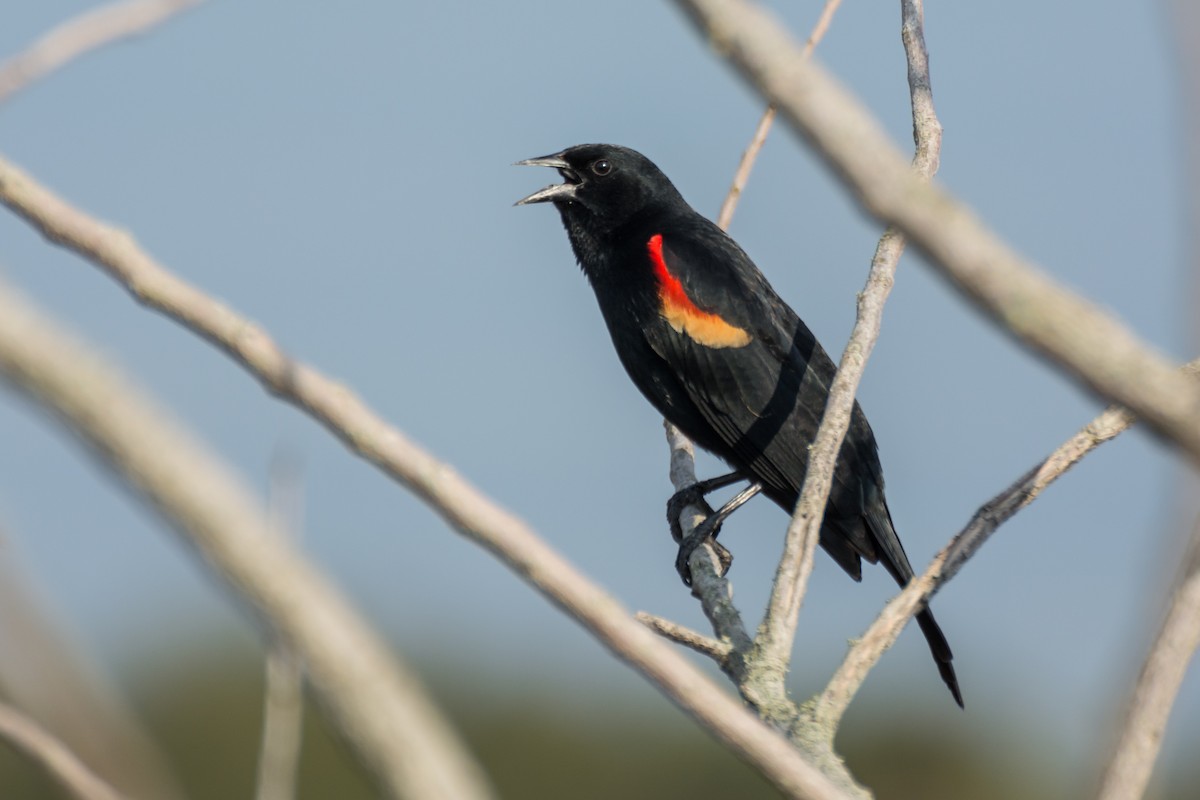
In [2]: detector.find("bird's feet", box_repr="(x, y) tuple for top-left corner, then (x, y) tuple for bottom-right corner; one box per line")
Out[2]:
(674, 515), (733, 587)
(669, 479), (765, 586)
(667, 483), (732, 586)
(666, 472), (746, 543)
(667, 485), (712, 544)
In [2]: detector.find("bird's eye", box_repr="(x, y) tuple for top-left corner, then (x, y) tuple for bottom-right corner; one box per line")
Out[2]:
(591, 159), (612, 176)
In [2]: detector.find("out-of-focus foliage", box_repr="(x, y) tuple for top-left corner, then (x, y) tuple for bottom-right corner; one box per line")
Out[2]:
(0, 643), (1195, 799)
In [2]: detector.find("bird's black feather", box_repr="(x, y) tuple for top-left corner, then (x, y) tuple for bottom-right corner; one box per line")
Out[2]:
(519, 143), (962, 707)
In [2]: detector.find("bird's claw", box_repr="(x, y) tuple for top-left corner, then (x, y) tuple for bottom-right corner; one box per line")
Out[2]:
(674, 517), (733, 587)
(666, 484), (716, 543)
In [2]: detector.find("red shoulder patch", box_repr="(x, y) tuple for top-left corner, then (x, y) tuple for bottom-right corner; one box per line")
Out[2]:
(647, 234), (750, 348)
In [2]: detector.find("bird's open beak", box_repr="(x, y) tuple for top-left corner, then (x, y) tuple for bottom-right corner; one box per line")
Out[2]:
(514, 154), (579, 205)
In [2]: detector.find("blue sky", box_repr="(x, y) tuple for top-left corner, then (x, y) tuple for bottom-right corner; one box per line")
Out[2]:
(0, 0), (1193, 785)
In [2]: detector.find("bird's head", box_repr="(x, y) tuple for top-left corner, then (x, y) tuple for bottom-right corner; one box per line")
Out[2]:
(515, 144), (683, 230)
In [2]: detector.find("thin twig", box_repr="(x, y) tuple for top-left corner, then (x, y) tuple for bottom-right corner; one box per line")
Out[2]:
(0, 700), (127, 800)
(714, 0), (843, 231)
(0, 278), (495, 800)
(255, 455), (306, 800)
(752, 0), (944, 689)
(812, 358), (1200, 730)
(636, 612), (732, 662)
(716, 107), (776, 230)
(1095, 516), (1200, 800)
(671, 0), (1200, 463)
(0, 0), (202, 105)
(0, 158), (854, 800)
(939, 358), (1199, 588)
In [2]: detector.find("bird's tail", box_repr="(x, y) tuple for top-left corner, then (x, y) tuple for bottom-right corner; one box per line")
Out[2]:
(916, 607), (963, 708)
(862, 501), (963, 708)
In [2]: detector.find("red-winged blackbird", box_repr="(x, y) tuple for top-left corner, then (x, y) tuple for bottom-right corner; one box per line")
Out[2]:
(517, 144), (961, 707)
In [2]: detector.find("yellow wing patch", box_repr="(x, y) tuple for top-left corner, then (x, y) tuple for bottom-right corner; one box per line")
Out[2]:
(659, 299), (752, 348)
(647, 234), (751, 349)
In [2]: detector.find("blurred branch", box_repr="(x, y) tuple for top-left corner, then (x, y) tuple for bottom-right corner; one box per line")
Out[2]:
(1170, 0), (1200, 541)
(754, 0), (943, 703)
(0, 541), (186, 800)
(1095, 515), (1200, 800)
(1170, 0), (1200, 361)
(256, 644), (304, 800)
(0, 0), (202, 105)
(255, 456), (306, 800)
(0, 700), (126, 800)
(671, 0), (1200, 464)
(714, 0), (843, 230)
(1091, 7), (1200, 797)
(0, 278), (494, 800)
(0, 160), (854, 800)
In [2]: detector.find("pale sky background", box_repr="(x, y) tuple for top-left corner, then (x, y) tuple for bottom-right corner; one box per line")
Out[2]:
(0, 0), (1195, 789)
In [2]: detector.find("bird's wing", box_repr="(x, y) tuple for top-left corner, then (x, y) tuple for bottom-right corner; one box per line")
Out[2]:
(642, 227), (886, 570)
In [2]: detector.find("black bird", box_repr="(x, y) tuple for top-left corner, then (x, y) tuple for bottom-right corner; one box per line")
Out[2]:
(517, 144), (961, 707)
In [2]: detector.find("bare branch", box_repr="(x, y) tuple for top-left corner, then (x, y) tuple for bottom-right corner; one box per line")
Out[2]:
(0, 278), (494, 800)
(663, 423), (755, 659)
(900, 0), (941, 174)
(0, 700), (127, 800)
(0, 0), (202, 105)
(660, 425), (812, 738)
(671, 0), (1200, 464)
(1095, 516), (1200, 800)
(753, 0), (944, 684)
(0, 157), (855, 800)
